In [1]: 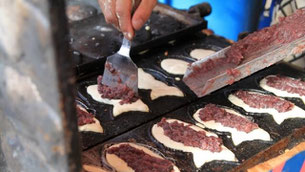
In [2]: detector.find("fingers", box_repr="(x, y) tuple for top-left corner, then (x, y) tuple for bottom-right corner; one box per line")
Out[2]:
(98, 0), (119, 30)
(115, 0), (134, 40)
(132, 0), (157, 30)
(99, 0), (156, 40)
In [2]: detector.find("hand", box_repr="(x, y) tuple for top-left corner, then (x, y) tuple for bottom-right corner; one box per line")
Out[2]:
(98, 0), (157, 40)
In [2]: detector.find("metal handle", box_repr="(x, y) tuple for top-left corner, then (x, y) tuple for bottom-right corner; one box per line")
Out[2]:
(188, 2), (212, 18)
(118, 37), (131, 57)
(117, 0), (140, 57)
(122, 37), (131, 49)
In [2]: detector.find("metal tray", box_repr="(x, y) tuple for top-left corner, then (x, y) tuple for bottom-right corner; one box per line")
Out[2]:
(76, 33), (231, 149)
(75, 33), (231, 79)
(81, 62), (305, 172)
(69, 3), (208, 66)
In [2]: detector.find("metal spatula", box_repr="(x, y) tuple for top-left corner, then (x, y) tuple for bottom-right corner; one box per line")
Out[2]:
(102, 37), (138, 93)
(101, 0), (141, 94)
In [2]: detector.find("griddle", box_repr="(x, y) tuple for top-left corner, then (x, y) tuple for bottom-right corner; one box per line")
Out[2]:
(69, 3), (209, 66)
(76, 33), (231, 149)
(72, 4), (305, 169)
(81, 62), (305, 172)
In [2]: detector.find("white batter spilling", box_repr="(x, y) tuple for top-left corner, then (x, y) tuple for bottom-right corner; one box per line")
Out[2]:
(160, 58), (190, 75)
(138, 68), (184, 100)
(105, 142), (180, 172)
(260, 75), (305, 103)
(79, 118), (104, 133)
(228, 91), (305, 124)
(193, 107), (271, 145)
(86, 68), (183, 116)
(83, 165), (108, 172)
(77, 105), (103, 133)
(151, 119), (236, 168)
(87, 85), (149, 117)
(190, 49), (216, 60)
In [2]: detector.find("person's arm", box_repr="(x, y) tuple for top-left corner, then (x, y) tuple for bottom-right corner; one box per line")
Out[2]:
(98, 0), (157, 40)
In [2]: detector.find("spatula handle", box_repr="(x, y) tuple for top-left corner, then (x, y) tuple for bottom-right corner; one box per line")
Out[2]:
(118, 37), (131, 57)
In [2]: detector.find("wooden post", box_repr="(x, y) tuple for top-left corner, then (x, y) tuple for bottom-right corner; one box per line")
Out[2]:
(0, 0), (81, 171)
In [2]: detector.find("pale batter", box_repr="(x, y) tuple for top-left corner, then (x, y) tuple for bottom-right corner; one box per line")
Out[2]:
(77, 105), (104, 133)
(260, 75), (305, 103)
(87, 85), (149, 117)
(190, 49), (216, 60)
(228, 92), (305, 124)
(105, 142), (180, 172)
(151, 119), (236, 168)
(83, 164), (108, 172)
(193, 107), (271, 145)
(160, 58), (190, 75)
(86, 68), (184, 116)
(79, 118), (104, 133)
(138, 68), (184, 100)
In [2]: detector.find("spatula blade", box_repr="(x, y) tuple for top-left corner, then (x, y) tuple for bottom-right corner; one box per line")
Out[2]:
(102, 54), (138, 93)
(102, 37), (138, 94)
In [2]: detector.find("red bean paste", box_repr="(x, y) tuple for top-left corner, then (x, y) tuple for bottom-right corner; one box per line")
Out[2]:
(234, 90), (294, 113)
(226, 9), (305, 64)
(226, 78), (236, 85)
(107, 144), (174, 172)
(226, 68), (241, 77)
(199, 104), (258, 133)
(76, 105), (95, 126)
(185, 9), (305, 80)
(97, 75), (139, 105)
(266, 75), (305, 96)
(187, 57), (227, 78)
(157, 118), (222, 152)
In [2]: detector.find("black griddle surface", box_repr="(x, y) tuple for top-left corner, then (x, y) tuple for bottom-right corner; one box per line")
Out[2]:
(76, 33), (231, 149)
(69, 4), (208, 68)
(82, 62), (305, 172)
(69, 11), (197, 60)
(77, 68), (192, 149)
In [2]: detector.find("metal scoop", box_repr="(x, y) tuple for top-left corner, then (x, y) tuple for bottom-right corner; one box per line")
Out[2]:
(183, 36), (305, 97)
(102, 37), (138, 94)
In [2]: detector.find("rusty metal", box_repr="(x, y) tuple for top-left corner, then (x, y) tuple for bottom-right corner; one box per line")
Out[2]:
(0, 0), (81, 171)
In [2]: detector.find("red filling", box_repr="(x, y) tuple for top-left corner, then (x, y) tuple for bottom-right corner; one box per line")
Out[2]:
(97, 75), (139, 105)
(199, 104), (258, 133)
(107, 144), (174, 172)
(226, 9), (305, 65)
(183, 9), (305, 96)
(76, 105), (95, 126)
(187, 57), (227, 78)
(266, 75), (305, 96)
(157, 118), (222, 152)
(226, 78), (235, 85)
(226, 68), (241, 77)
(234, 90), (294, 113)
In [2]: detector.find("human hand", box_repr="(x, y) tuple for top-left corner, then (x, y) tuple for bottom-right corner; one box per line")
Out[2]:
(98, 0), (157, 40)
